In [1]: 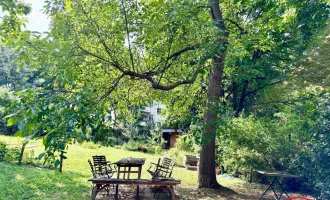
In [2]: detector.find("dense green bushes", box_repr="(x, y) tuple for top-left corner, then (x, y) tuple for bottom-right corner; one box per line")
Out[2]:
(0, 141), (20, 162)
(122, 139), (164, 154)
(0, 141), (7, 160)
(216, 89), (330, 199)
(175, 135), (197, 152)
(0, 88), (17, 135)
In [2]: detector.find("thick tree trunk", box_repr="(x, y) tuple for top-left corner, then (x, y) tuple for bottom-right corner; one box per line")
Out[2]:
(198, 0), (227, 188)
(198, 59), (224, 188)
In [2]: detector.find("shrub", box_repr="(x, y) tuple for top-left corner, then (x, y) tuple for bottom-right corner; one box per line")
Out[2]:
(81, 141), (98, 149)
(123, 140), (140, 151)
(148, 126), (167, 148)
(167, 148), (184, 167)
(0, 141), (7, 161)
(146, 145), (163, 154)
(23, 149), (35, 164)
(175, 135), (194, 152)
(153, 146), (163, 154)
(5, 147), (20, 162)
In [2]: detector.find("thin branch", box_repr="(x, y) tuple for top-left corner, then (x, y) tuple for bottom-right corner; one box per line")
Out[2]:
(225, 82), (241, 99)
(77, 3), (119, 65)
(120, 0), (135, 71)
(244, 80), (283, 97)
(157, 45), (199, 74)
(98, 73), (125, 102)
(224, 18), (247, 35)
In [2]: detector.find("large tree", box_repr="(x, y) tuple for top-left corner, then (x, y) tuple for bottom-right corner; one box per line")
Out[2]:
(6, 0), (329, 188)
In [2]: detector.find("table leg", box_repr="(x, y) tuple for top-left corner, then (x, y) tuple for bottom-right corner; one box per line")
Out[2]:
(128, 166), (131, 179)
(260, 176), (279, 200)
(91, 184), (100, 200)
(116, 166), (120, 199)
(169, 186), (177, 200)
(274, 177), (290, 199)
(136, 165), (142, 198)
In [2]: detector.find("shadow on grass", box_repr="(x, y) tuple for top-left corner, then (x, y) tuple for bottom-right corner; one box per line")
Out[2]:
(0, 161), (92, 200)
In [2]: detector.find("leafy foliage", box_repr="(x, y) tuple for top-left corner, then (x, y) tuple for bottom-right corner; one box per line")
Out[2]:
(1, 0), (329, 189)
(5, 147), (20, 161)
(0, 141), (7, 161)
(6, 86), (113, 166)
(0, 45), (34, 89)
(0, 87), (17, 135)
(0, 0), (31, 43)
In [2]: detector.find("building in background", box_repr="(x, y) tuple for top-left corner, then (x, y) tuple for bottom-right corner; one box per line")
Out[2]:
(141, 101), (183, 148)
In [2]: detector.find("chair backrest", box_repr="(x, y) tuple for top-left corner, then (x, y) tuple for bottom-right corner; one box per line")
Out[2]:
(93, 155), (107, 166)
(162, 157), (172, 168)
(88, 159), (97, 178)
(157, 157), (175, 178)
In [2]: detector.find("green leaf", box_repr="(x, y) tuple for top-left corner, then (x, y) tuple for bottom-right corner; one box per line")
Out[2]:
(4, 112), (17, 119)
(54, 159), (61, 168)
(7, 117), (19, 126)
(14, 130), (24, 137)
(18, 119), (26, 131)
(38, 152), (45, 160)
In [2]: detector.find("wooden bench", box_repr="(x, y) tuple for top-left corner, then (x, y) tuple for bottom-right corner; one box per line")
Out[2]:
(88, 178), (181, 200)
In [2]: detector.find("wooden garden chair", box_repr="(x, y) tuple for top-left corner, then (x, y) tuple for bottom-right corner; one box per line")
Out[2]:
(147, 157), (176, 179)
(88, 159), (112, 197)
(92, 155), (117, 178)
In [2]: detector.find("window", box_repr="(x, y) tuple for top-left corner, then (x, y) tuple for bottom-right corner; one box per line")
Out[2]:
(157, 108), (162, 114)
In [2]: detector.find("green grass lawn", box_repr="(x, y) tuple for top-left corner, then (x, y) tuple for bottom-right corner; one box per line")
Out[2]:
(0, 135), (270, 200)
(0, 135), (202, 185)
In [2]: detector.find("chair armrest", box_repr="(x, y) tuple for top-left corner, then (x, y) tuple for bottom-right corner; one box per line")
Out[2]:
(149, 162), (160, 166)
(106, 163), (117, 171)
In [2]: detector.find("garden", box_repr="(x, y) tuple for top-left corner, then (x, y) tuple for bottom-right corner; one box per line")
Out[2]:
(1, 0), (330, 199)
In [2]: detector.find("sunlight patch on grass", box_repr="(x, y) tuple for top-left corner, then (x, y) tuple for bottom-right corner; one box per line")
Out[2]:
(13, 173), (26, 181)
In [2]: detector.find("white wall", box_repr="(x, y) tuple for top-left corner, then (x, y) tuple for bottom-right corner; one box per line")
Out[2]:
(143, 101), (166, 124)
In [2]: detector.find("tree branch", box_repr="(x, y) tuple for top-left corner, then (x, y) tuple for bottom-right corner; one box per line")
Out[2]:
(224, 18), (247, 35)
(120, 0), (135, 71)
(98, 73), (125, 102)
(244, 80), (283, 97)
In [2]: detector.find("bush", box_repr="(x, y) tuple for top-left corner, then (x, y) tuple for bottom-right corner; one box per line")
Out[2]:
(0, 88), (17, 135)
(167, 148), (184, 167)
(23, 149), (35, 164)
(81, 141), (98, 149)
(148, 126), (167, 148)
(146, 145), (163, 154)
(175, 135), (194, 152)
(5, 147), (20, 162)
(153, 146), (163, 154)
(123, 140), (140, 151)
(0, 141), (7, 161)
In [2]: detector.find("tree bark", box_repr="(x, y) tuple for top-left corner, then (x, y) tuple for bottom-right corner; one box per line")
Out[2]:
(198, 59), (224, 188)
(198, 0), (227, 188)
(18, 141), (28, 165)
